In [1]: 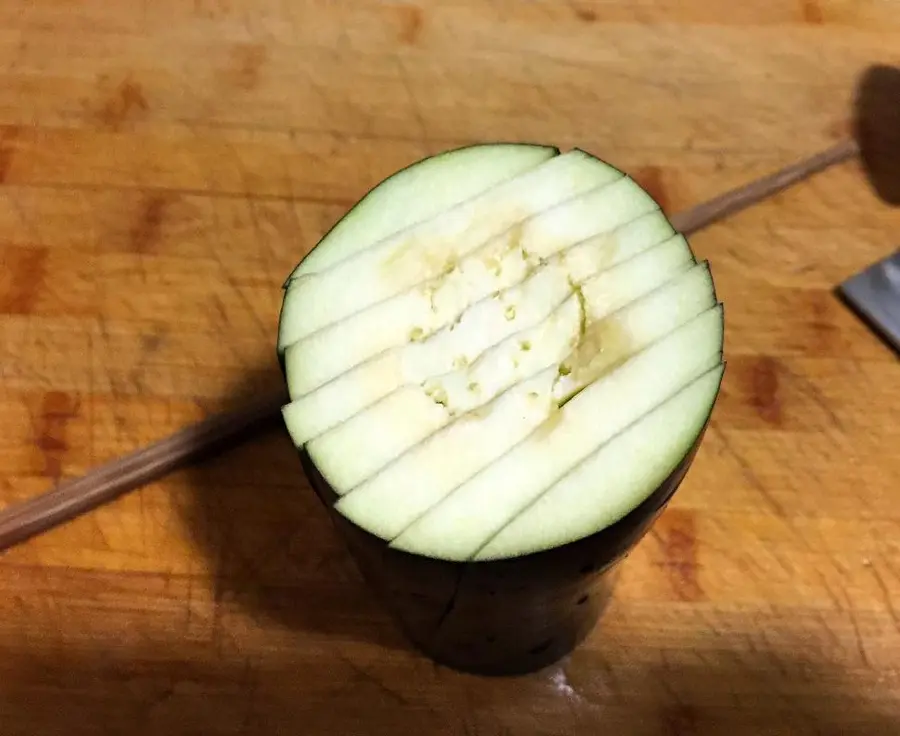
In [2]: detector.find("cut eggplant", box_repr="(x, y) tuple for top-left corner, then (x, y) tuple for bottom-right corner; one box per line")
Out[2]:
(282, 192), (669, 400)
(277, 142), (557, 352)
(284, 143), (557, 282)
(279, 144), (725, 567)
(392, 360), (724, 561)
(278, 149), (625, 349)
(311, 262), (716, 495)
(281, 222), (689, 444)
(473, 364), (724, 561)
(336, 303), (722, 543)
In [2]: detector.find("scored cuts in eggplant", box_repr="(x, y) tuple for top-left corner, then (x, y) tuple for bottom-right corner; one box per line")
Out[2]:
(278, 143), (725, 563)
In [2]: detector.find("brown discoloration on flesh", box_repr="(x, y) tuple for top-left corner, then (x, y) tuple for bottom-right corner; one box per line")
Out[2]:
(558, 311), (633, 402)
(578, 230), (621, 274)
(532, 398), (564, 439)
(385, 209), (528, 292)
(480, 221), (528, 277)
(382, 237), (444, 283)
(34, 390), (81, 478)
(0, 246), (49, 314)
(455, 401), (494, 424)
(505, 220), (525, 255)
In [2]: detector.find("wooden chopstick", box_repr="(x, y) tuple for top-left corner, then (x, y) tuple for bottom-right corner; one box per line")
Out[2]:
(0, 390), (287, 551)
(0, 139), (860, 553)
(670, 139), (859, 234)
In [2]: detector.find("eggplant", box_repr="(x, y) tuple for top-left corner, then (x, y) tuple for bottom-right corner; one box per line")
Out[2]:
(276, 143), (725, 674)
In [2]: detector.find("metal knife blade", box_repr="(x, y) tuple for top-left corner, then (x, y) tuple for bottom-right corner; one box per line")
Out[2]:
(837, 248), (900, 355)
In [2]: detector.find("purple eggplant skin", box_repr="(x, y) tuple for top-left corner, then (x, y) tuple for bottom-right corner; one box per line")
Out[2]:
(294, 409), (715, 676)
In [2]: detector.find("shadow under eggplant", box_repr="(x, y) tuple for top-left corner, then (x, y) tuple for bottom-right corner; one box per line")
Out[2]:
(176, 362), (409, 653)
(0, 630), (895, 735)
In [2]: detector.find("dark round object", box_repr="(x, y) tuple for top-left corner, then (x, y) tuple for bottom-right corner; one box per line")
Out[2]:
(854, 64), (900, 206)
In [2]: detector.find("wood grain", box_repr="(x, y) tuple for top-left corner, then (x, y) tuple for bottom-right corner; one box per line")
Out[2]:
(1, 1), (899, 733)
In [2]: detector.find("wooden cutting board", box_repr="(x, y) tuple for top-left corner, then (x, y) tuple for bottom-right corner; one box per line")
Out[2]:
(1, 1), (899, 733)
